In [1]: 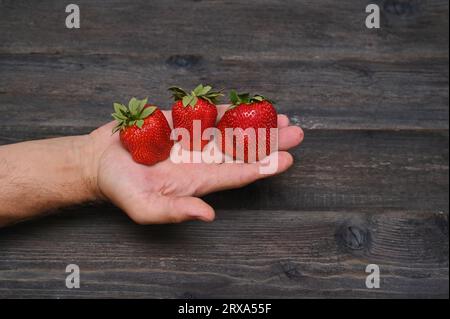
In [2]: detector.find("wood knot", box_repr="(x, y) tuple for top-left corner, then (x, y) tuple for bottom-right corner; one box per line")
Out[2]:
(383, 0), (418, 17)
(166, 55), (202, 68)
(279, 261), (303, 280)
(338, 225), (369, 250)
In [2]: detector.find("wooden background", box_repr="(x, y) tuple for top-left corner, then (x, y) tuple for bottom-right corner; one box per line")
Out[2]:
(0, 0), (448, 298)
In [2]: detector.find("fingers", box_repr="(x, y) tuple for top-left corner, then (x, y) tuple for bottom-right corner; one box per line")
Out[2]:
(277, 114), (290, 128)
(128, 194), (215, 224)
(278, 125), (304, 151)
(164, 196), (215, 223)
(196, 151), (293, 195)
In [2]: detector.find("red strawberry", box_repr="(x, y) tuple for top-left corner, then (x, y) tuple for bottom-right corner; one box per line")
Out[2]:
(217, 91), (277, 162)
(112, 97), (173, 165)
(169, 84), (222, 151)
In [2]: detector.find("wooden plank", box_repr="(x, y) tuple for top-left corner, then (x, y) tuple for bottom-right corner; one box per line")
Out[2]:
(205, 129), (449, 212)
(0, 0), (448, 57)
(0, 129), (448, 212)
(0, 53), (448, 130)
(0, 208), (447, 298)
(0, 0), (448, 299)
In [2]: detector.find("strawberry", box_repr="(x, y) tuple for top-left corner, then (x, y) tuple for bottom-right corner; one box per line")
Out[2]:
(112, 97), (173, 165)
(217, 91), (277, 162)
(169, 84), (222, 151)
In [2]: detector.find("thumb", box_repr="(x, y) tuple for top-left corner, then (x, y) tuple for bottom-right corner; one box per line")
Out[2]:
(127, 194), (215, 224)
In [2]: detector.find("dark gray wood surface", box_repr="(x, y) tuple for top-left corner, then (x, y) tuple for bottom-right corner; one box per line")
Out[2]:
(0, 0), (448, 298)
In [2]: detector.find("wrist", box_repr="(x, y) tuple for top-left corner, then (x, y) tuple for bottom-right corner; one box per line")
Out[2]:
(83, 121), (118, 201)
(79, 134), (103, 201)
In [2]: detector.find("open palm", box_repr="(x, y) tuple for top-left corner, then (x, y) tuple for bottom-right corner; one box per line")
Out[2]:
(95, 105), (304, 224)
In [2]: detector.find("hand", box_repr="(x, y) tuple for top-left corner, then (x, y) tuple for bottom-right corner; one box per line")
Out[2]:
(91, 105), (304, 224)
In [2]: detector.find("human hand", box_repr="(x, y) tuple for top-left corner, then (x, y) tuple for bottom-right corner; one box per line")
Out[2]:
(90, 105), (304, 224)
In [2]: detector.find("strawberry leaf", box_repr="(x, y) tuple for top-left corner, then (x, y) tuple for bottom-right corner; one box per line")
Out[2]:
(136, 119), (144, 128)
(112, 97), (160, 133)
(112, 113), (126, 121)
(129, 98), (140, 115)
(138, 97), (148, 113)
(202, 97), (213, 104)
(228, 91), (273, 107)
(182, 95), (193, 107)
(114, 103), (127, 115)
(171, 84), (222, 106)
(193, 84), (204, 96)
(140, 106), (157, 119)
(190, 95), (198, 107)
(168, 87), (187, 101)
(201, 85), (212, 95)
(240, 93), (250, 102)
(229, 90), (239, 105)
(112, 125), (122, 134)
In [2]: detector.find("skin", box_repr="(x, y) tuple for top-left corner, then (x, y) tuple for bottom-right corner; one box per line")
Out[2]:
(0, 105), (303, 227)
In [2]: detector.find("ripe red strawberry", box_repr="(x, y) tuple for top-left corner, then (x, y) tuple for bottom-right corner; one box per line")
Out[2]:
(217, 91), (277, 162)
(169, 84), (222, 151)
(112, 97), (173, 165)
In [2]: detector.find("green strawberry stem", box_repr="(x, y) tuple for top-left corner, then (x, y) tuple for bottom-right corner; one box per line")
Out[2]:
(168, 84), (223, 107)
(111, 97), (157, 133)
(228, 90), (275, 109)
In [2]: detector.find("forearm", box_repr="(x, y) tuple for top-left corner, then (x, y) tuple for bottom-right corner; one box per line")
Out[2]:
(0, 135), (102, 227)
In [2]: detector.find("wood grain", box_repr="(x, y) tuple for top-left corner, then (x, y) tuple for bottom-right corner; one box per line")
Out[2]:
(0, 0), (448, 130)
(1, 129), (447, 212)
(0, 208), (447, 298)
(0, 53), (447, 130)
(0, 0), (448, 56)
(0, 0), (448, 299)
